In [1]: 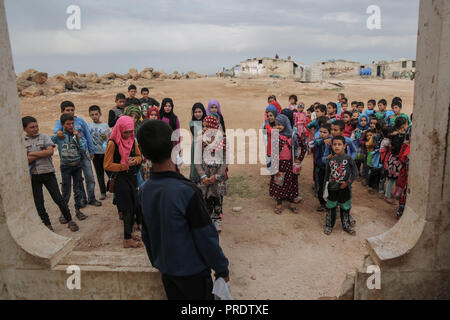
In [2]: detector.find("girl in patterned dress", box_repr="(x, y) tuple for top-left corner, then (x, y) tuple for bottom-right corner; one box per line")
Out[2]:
(269, 114), (299, 215)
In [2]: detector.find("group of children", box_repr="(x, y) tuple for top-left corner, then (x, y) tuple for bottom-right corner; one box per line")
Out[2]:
(263, 93), (413, 236)
(23, 84), (230, 247)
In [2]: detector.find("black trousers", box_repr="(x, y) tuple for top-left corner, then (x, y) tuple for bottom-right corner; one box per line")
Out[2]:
(93, 154), (107, 194)
(31, 172), (72, 226)
(317, 166), (327, 206)
(114, 172), (138, 240)
(161, 273), (214, 300)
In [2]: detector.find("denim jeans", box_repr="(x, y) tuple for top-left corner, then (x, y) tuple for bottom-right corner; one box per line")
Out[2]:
(79, 153), (97, 203)
(60, 164), (83, 210)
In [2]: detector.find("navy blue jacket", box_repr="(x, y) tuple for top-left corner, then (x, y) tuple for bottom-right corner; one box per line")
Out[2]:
(139, 171), (229, 278)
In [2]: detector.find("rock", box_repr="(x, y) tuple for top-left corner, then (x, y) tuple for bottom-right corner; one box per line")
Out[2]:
(18, 68), (38, 81)
(86, 72), (100, 83)
(21, 85), (43, 97)
(66, 71), (78, 78)
(129, 68), (139, 80)
(100, 78), (112, 85)
(250, 275), (256, 280)
(338, 272), (355, 300)
(102, 72), (117, 80)
(42, 88), (56, 96)
(232, 207), (242, 213)
(50, 82), (66, 94)
(52, 74), (66, 83)
(112, 78), (125, 86)
(118, 73), (131, 80)
(140, 70), (153, 80)
(17, 79), (34, 92)
(31, 72), (48, 85)
(72, 77), (87, 89)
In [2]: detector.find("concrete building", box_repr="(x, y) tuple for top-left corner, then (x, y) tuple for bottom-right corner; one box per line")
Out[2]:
(321, 59), (361, 79)
(234, 57), (304, 79)
(372, 58), (417, 79)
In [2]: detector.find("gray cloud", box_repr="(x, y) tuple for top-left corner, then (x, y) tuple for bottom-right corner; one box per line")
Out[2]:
(5, 0), (419, 75)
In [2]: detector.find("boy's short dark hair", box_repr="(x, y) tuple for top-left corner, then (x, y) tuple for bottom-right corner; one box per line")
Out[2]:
(332, 120), (345, 132)
(366, 129), (376, 135)
(22, 116), (37, 128)
(342, 97), (348, 104)
(320, 123), (331, 133)
(368, 99), (376, 106)
(126, 98), (141, 107)
(327, 102), (338, 111)
(267, 94), (277, 102)
(60, 101), (75, 112)
(128, 85), (137, 91)
(60, 113), (74, 125)
(369, 116), (378, 123)
(317, 104), (327, 113)
(378, 99), (387, 106)
(351, 101), (358, 105)
(307, 106), (315, 113)
(394, 116), (407, 129)
(317, 116), (330, 127)
(343, 111), (353, 118)
(392, 97), (402, 105)
(332, 135), (346, 145)
(88, 105), (101, 114)
(289, 95), (298, 103)
(116, 93), (126, 101)
(392, 100), (402, 108)
(358, 101), (365, 107)
(382, 126), (393, 138)
(141, 87), (149, 94)
(137, 120), (174, 164)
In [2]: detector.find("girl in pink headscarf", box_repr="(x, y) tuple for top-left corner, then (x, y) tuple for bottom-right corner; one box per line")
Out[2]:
(104, 116), (143, 248)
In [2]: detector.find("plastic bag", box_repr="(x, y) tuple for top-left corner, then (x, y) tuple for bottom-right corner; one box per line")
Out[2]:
(212, 277), (232, 300)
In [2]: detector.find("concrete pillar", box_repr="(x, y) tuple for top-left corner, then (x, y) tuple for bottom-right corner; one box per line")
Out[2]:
(0, 0), (165, 299)
(352, 0), (450, 299)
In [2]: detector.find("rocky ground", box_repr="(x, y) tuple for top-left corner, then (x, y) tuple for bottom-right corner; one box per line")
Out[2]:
(19, 77), (414, 299)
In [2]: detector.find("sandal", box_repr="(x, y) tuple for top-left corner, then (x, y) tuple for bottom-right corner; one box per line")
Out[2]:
(132, 234), (142, 242)
(289, 206), (299, 214)
(123, 239), (143, 248)
(67, 221), (79, 232)
(274, 207), (283, 215)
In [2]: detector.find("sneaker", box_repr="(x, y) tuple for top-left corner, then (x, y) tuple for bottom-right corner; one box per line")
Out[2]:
(45, 224), (54, 231)
(99, 193), (107, 200)
(75, 210), (88, 221)
(88, 200), (102, 207)
(214, 220), (222, 233)
(80, 200), (87, 208)
(59, 216), (68, 224)
(67, 221), (79, 232)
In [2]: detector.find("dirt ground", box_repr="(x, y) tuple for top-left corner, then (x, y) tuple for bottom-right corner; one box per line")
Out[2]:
(19, 77), (414, 299)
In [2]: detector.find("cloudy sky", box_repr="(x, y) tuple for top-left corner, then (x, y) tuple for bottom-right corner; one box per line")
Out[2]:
(4, 0), (419, 75)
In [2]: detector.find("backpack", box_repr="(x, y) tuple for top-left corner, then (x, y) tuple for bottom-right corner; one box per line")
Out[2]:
(279, 135), (292, 161)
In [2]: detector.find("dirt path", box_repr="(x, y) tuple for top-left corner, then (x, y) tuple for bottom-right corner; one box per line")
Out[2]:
(19, 77), (413, 299)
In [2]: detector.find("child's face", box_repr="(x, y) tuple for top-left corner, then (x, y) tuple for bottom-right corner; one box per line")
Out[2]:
(131, 113), (139, 123)
(62, 107), (75, 116)
(164, 103), (172, 114)
(368, 102), (375, 110)
(367, 132), (374, 140)
(129, 89), (137, 98)
(274, 122), (285, 132)
(319, 128), (330, 139)
(332, 139), (346, 155)
(142, 91), (149, 99)
(360, 117), (368, 128)
(298, 106), (304, 113)
(351, 103), (357, 111)
(307, 110), (312, 117)
(267, 111), (275, 123)
(352, 112), (359, 120)
(342, 114), (351, 124)
(342, 103), (348, 111)
(331, 124), (342, 137)
(210, 104), (219, 114)
(194, 108), (204, 121)
(122, 130), (133, 140)
(24, 122), (39, 137)
(370, 119), (377, 130)
(357, 105), (364, 113)
(63, 120), (74, 133)
(289, 98), (296, 105)
(316, 109), (325, 118)
(393, 105), (401, 115)
(89, 110), (101, 123)
(268, 98), (275, 104)
(378, 103), (386, 112)
(116, 99), (126, 108)
(148, 111), (158, 120)
(327, 105), (335, 115)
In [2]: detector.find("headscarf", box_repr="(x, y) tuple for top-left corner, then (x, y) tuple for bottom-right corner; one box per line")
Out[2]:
(207, 99), (222, 116)
(191, 102), (206, 121)
(275, 114), (293, 137)
(207, 99), (226, 133)
(108, 116), (135, 169)
(357, 114), (370, 131)
(266, 105), (278, 119)
(281, 108), (295, 128)
(146, 106), (160, 119)
(124, 105), (143, 132)
(160, 98), (178, 130)
(270, 101), (282, 114)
